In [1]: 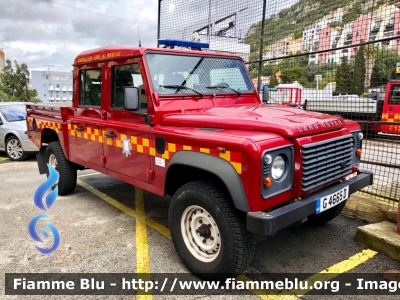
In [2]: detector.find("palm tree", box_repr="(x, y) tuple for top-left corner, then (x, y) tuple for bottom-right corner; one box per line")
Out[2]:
(364, 44), (380, 90)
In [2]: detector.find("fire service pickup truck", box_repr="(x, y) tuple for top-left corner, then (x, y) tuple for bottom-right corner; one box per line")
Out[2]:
(26, 40), (373, 279)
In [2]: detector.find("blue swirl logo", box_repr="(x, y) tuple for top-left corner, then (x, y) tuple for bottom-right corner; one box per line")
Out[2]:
(28, 164), (60, 254)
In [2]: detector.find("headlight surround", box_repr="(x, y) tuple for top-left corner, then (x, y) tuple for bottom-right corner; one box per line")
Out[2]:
(271, 155), (285, 180)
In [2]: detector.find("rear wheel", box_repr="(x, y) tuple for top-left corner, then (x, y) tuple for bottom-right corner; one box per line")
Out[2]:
(168, 180), (255, 280)
(306, 201), (347, 226)
(45, 141), (77, 195)
(5, 136), (28, 161)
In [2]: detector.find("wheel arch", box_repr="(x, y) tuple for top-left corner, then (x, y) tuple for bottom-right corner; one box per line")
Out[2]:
(165, 151), (249, 212)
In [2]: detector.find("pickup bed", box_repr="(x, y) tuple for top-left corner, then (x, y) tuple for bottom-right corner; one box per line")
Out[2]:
(27, 43), (373, 280)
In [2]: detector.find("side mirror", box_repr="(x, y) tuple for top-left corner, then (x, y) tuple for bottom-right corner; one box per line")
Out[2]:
(124, 87), (139, 110)
(262, 86), (269, 103)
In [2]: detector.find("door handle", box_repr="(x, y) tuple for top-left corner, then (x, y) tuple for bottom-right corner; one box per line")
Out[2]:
(105, 132), (117, 139)
(389, 107), (393, 112)
(75, 126), (84, 132)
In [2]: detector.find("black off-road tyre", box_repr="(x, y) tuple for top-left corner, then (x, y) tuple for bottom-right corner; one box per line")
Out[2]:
(168, 180), (255, 281)
(45, 141), (77, 195)
(306, 200), (347, 226)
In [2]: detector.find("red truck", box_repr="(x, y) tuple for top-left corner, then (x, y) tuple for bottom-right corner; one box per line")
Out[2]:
(26, 40), (373, 280)
(302, 81), (400, 136)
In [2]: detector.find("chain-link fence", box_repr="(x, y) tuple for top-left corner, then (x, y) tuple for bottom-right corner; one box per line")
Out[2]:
(158, 0), (400, 206)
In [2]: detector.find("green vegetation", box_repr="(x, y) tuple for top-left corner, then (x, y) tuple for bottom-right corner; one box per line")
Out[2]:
(335, 56), (354, 94)
(353, 45), (366, 95)
(0, 59), (40, 102)
(245, 0), (397, 93)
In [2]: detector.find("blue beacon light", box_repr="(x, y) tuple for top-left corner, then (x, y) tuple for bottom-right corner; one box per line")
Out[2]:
(157, 39), (210, 50)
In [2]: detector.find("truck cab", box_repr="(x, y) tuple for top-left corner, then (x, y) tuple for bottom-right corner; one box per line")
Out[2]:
(27, 40), (373, 280)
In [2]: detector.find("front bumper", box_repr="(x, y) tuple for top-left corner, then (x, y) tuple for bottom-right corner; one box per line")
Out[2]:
(247, 171), (373, 236)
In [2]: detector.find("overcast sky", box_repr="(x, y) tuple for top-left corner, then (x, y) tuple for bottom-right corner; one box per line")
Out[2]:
(0, 0), (158, 72)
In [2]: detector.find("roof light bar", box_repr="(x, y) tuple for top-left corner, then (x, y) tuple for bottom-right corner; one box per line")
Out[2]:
(157, 39), (209, 50)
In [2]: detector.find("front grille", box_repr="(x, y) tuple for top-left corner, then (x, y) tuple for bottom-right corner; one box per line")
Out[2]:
(301, 135), (354, 191)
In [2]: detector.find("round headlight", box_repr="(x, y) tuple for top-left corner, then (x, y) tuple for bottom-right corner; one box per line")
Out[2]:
(264, 154), (273, 165)
(271, 155), (285, 180)
(357, 132), (364, 140)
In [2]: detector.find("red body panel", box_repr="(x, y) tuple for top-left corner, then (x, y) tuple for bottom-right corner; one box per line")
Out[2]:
(26, 45), (363, 213)
(381, 81), (400, 134)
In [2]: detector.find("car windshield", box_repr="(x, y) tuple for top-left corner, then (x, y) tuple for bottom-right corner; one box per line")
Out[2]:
(0, 105), (26, 122)
(146, 53), (254, 96)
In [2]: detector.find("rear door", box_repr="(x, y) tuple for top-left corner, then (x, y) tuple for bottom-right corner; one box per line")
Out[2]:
(102, 58), (151, 182)
(68, 63), (106, 171)
(381, 82), (400, 134)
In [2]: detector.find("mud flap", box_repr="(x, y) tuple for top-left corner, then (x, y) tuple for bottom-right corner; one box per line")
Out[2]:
(36, 147), (47, 174)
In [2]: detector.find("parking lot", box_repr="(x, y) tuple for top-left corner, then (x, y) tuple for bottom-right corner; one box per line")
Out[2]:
(1, 152), (400, 299)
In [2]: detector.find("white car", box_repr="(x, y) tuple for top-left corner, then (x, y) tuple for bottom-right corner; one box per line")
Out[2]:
(0, 102), (39, 161)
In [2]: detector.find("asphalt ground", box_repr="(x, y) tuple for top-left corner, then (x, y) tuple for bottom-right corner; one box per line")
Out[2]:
(1, 152), (400, 300)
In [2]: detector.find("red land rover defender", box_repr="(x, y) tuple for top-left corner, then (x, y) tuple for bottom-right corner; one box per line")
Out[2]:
(26, 40), (373, 280)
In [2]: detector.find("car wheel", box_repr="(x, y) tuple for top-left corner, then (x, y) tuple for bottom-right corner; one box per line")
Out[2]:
(45, 141), (77, 195)
(306, 201), (347, 226)
(168, 180), (255, 281)
(5, 136), (28, 161)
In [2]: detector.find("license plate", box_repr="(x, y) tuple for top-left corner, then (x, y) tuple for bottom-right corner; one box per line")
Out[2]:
(316, 186), (349, 214)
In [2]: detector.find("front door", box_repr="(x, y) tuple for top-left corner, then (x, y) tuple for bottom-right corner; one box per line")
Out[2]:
(381, 82), (400, 134)
(102, 59), (151, 182)
(68, 64), (105, 170)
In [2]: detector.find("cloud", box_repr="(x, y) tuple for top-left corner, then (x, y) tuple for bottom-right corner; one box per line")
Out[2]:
(0, 0), (158, 71)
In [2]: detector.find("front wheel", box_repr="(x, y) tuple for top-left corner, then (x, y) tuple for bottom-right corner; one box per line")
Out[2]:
(168, 180), (255, 280)
(6, 136), (28, 161)
(45, 141), (77, 195)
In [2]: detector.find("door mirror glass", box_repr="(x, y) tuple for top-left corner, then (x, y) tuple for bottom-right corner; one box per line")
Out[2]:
(124, 87), (139, 110)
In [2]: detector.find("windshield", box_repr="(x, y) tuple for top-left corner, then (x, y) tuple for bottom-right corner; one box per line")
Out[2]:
(146, 53), (254, 95)
(0, 105), (26, 122)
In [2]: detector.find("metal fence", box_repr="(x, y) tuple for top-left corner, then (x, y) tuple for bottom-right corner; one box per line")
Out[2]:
(158, 0), (400, 206)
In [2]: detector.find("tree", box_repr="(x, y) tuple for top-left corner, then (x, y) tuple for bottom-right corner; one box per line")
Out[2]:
(0, 59), (34, 101)
(269, 73), (279, 88)
(280, 66), (308, 86)
(371, 48), (399, 87)
(364, 44), (380, 90)
(0, 89), (9, 102)
(353, 45), (366, 95)
(335, 56), (354, 95)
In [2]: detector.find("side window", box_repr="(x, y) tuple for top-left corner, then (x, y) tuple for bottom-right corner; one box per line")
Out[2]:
(79, 68), (102, 106)
(388, 86), (400, 105)
(111, 64), (148, 110)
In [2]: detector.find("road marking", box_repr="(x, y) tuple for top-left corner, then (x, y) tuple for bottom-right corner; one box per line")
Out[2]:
(0, 157), (9, 161)
(135, 187), (152, 300)
(77, 172), (99, 178)
(77, 179), (171, 238)
(240, 249), (377, 299)
(77, 179), (378, 299)
(0, 162), (36, 166)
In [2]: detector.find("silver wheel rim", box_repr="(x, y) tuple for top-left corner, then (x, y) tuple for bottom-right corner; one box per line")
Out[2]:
(48, 154), (59, 185)
(180, 205), (221, 263)
(7, 138), (23, 160)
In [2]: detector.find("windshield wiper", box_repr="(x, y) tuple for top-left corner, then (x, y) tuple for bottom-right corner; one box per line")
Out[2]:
(160, 85), (203, 98)
(206, 85), (241, 96)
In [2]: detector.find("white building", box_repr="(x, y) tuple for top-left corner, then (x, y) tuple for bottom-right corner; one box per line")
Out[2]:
(30, 70), (73, 103)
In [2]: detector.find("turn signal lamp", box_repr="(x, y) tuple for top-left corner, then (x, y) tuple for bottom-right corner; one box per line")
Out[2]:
(263, 176), (272, 188)
(356, 149), (362, 157)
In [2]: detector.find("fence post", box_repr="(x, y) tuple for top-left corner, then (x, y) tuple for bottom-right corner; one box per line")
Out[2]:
(257, 0), (267, 92)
